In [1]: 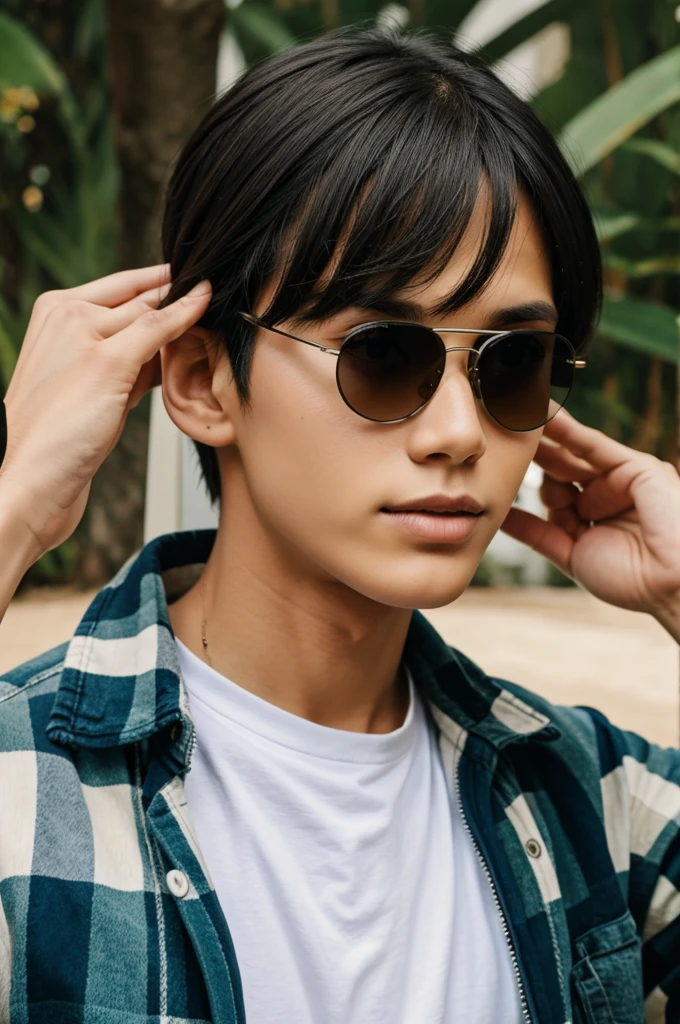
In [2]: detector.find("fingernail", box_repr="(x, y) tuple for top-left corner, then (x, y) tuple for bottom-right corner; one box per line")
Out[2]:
(186, 279), (212, 297)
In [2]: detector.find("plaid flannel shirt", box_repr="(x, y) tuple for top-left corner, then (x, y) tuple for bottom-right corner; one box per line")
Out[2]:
(1, 527), (679, 1024)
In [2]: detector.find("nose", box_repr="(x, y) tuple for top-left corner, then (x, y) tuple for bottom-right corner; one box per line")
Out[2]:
(407, 349), (487, 464)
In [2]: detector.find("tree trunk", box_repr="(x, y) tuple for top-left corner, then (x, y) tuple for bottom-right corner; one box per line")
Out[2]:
(106, 0), (226, 269)
(81, 0), (225, 585)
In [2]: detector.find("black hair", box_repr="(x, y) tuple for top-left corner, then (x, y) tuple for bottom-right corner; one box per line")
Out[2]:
(161, 25), (602, 507)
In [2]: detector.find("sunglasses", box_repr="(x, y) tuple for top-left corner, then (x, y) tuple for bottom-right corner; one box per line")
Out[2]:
(239, 312), (586, 432)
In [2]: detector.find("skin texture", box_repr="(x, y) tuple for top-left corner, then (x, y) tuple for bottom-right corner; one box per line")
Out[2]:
(164, 189), (556, 733)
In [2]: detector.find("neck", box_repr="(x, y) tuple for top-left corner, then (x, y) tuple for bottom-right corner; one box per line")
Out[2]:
(168, 518), (413, 735)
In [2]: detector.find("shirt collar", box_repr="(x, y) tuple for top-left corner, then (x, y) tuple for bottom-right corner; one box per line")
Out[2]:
(46, 528), (559, 755)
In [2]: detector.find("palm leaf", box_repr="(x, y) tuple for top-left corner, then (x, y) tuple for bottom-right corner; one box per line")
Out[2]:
(594, 213), (641, 242)
(14, 212), (83, 289)
(559, 45), (680, 174)
(598, 293), (678, 363)
(0, 13), (66, 93)
(594, 211), (680, 241)
(229, 3), (298, 64)
(468, 0), (566, 63)
(422, 0), (478, 32)
(603, 253), (680, 277)
(621, 138), (680, 175)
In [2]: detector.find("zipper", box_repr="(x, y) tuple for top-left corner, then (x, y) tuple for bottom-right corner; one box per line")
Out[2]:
(453, 751), (533, 1024)
(186, 721), (197, 767)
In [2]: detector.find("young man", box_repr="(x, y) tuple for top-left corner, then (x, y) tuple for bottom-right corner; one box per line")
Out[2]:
(0, 25), (679, 1024)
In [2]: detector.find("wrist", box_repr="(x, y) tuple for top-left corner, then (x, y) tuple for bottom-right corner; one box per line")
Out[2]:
(0, 477), (45, 573)
(651, 591), (680, 645)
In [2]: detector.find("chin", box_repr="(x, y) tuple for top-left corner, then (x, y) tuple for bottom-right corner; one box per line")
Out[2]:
(348, 558), (480, 611)
(396, 582), (473, 611)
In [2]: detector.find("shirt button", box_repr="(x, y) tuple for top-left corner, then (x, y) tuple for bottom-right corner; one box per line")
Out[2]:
(525, 838), (542, 858)
(166, 869), (190, 898)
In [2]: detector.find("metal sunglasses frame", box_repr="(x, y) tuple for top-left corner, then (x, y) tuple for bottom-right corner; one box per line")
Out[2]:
(239, 311), (587, 430)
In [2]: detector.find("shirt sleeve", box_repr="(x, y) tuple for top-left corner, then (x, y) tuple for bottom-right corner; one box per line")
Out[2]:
(582, 705), (680, 1023)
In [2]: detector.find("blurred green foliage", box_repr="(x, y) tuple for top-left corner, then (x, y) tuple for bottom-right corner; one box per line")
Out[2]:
(0, 0), (678, 583)
(0, 0), (118, 581)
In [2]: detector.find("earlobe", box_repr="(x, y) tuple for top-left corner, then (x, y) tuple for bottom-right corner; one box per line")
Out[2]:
(160, 327), (237, 447)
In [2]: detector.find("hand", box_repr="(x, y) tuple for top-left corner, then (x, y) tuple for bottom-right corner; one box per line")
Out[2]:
(0, 265), (212, 559)
(500, 409), (680, 630)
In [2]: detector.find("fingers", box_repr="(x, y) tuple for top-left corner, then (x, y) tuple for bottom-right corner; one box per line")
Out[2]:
(576, 465), (636, 521)
(500, 506), (574, 576)
(101, 279), (212, 370)
(68, 264), (172, 307)
(95, 281), (173, 337)
(543, 408), (634, 473)
(26, 265), (174, 342)
(536, 411), (668, 526)
(549, 506), (592, 540)
(540, 475), (581, 511)
(533, 438), (599, 483)
(539, 463), (635, 524)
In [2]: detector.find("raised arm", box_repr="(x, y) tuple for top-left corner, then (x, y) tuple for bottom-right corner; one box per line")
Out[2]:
(0, 487), (44, 623)
(0, 265), (212, 627)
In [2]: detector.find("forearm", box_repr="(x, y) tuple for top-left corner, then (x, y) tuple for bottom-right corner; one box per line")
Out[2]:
(0, 484), (43, 624)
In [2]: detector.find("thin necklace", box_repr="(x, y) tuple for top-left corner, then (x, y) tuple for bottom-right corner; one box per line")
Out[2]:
(200, 574), (408, 727)
(200, 573), (212, 668)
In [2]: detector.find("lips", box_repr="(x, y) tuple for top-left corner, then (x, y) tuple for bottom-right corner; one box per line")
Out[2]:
(382, 494), (485, 515)
(380, 504), (484, 543)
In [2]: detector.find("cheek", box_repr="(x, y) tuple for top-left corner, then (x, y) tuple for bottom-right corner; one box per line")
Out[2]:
(483, 429), (542, 526)
(237, 347), (375, 535)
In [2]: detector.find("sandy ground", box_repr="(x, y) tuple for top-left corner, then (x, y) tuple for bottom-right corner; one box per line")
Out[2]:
(1, 584), (678, 747)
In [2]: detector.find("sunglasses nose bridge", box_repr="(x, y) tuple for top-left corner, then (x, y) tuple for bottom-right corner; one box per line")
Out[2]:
(442, 343), (479, 361)
(439, 344), (482, 400)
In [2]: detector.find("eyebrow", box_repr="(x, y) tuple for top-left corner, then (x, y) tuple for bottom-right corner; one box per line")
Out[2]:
(348, 297), (559, 329)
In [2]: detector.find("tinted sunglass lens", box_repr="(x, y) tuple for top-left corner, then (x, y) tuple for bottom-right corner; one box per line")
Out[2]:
(477, 332), (574, 431)
(337, 323), (444, 421)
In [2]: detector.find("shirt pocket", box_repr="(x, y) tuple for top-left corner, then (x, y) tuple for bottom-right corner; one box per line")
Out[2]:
(570, 911), (645, 1024)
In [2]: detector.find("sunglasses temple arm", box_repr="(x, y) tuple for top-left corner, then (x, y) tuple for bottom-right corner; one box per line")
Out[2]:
(239, 313), (340, 355)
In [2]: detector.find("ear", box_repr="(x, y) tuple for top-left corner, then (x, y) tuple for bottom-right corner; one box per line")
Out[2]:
(160, 326), (238, 448)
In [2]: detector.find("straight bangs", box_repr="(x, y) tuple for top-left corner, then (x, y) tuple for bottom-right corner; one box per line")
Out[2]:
(167, 29), (600, 355)
(257, 92), (518, 332)
(209, 35), (598, 352)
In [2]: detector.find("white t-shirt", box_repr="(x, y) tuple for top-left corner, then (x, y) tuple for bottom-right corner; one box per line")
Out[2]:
(176, 637), (523, 1023)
